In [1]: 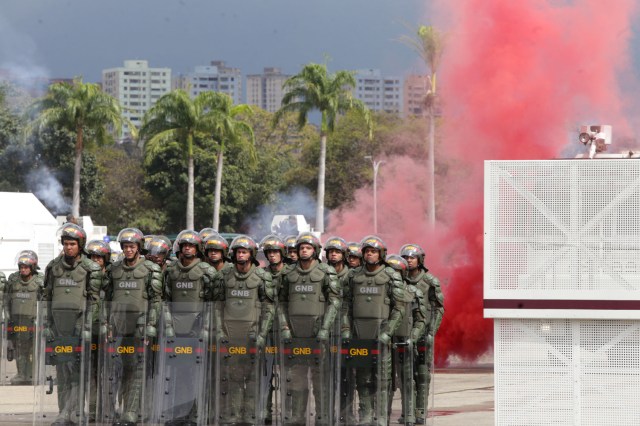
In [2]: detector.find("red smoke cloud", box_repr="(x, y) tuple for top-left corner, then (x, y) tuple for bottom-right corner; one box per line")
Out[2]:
(328, 0), (637, 365)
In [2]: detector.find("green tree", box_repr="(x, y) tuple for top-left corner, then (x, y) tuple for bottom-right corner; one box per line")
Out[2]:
(209, 94), (254, 230)
(399, 25), (445, 229)
(26, 78), (125, 218)
(141, 90), (246, 230)
(273, 63), (372, 233)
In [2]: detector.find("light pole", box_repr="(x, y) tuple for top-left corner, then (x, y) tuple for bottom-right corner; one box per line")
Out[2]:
(365, 156), (384, 234)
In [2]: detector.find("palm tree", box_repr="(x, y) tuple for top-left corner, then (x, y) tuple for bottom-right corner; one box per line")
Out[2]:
(273, 63), (371, 234)
(27, 78), (125, 217)
(399, 25), (445, 229)
(209, 95), (254, 230)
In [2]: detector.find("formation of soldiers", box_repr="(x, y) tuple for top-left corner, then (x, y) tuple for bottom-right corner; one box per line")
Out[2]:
(0, 223), (444, 426)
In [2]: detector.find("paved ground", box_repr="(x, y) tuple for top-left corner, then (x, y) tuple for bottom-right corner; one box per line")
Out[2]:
(0, 364), (495, 425)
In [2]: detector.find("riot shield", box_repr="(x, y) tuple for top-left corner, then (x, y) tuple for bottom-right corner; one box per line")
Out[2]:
(153, 302), (211, 426)
(0, 310), (7, 386)
(339, 338), (389, 426)
(97, 301), (154, 425)
(214, 335), (267, 426)
(278, 336), (338, 425)
(390, 339), (415, 426)
(33, 300), (93, 426)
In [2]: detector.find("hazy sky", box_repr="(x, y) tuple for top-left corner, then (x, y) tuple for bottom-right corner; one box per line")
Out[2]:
(0, 0), (432, 83)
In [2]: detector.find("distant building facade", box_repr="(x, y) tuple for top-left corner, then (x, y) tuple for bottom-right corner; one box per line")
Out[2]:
(174, 60), (242, 105)
(403, 74), (430, 117)
(246, 67), (290, 113)
(353, 69), (403, 115)
(102, 60), (171, 138)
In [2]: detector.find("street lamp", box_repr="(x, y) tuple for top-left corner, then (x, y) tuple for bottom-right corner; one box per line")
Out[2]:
(364, 156), (385, 234)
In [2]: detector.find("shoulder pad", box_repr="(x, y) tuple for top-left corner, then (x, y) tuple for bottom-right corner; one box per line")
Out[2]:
(144, 260), (162, 273)
(81, 257), (102, 272)
(8, 271), (20, 282)
(35, 272), (45, 288)
(383, 266), (399, 277)
(317, 262), (331, 272)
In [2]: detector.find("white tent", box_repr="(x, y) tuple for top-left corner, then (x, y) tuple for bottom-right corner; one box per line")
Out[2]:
(0, 192), (59, 275)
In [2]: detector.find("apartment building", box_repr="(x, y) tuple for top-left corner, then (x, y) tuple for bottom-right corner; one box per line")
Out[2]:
(403, 74), (430, 117)
(353, 69), (403, 115)
(246, 67), (290, 113)
(173, 60), (242, 105)
(102, 60), (171, 138)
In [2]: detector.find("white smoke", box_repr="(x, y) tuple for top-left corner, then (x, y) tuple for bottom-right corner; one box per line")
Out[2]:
(26, 166), (70, 214)
(243, 187), (318, 239)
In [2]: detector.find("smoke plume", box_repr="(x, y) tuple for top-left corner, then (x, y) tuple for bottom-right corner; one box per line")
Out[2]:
(328, 0), (637, 365)
(26, 166), (70, 214)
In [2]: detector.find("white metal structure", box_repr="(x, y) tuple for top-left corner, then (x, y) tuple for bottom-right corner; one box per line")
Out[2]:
(485, 159), (640, 425)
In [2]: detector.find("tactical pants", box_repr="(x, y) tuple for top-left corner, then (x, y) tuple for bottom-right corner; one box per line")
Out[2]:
(284, 363), (330, 425)
(415, 340), (432, 421)
(55, 360), (83, 423)
(355, 345), (391, 426)
(219, 354), (258, 425)
(115, 348), (145, 423)
(13, 338), (34, 383)
(339, 366), (357, 423)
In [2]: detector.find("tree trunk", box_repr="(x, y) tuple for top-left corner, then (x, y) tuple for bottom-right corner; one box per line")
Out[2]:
(316, 133), (327, 234)
(71, 126), (83, 218)
(212, 148), (223, 230)
(427, 107), (436, 229)
(186, 154), (195, 230)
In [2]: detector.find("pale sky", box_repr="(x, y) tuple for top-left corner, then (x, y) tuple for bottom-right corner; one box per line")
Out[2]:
(0, 0), (432, 83)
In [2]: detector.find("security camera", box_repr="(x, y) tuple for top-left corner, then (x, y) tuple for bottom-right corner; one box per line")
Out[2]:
(578, 125), (612, 159)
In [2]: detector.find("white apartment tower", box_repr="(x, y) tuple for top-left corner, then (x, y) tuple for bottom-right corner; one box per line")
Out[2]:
(174, 60), (242, 105)
(353, 69), (403, 115)
(102, 60), (171, 138)
(246, 67), (290, 113)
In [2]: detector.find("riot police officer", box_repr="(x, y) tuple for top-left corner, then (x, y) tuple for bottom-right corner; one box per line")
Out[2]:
(6, 250), (43, 385)
(346, 242), (362, 269)
(386, 255), (428, 426)
(0, 270), (7, 381)
(400, 244), (444, 425)
(342, 236), (406, 426)
(203, 232), (233, 273)
(284, 235), (298, 263)
(85, 239), (111, 421)
(144, 235), (172, 271)
(279, 232), (341, 425)
(161, 230), (218, 426)
(101, 228), (163, 426)
(213, 235), (276, 426)
(43, 223), (103, 426)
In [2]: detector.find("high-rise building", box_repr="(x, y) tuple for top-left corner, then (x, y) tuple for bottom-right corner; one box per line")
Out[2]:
(403, 74), (430, 117)
(102, 60), (171, 138)
(174, 60), (242, 105)
(246, 67), (290, 113)
(353, 69), (403, 115)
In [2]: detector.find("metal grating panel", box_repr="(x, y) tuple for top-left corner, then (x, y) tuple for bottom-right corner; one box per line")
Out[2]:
(495, 319), (640, 425)
(485, 160), (640, 313)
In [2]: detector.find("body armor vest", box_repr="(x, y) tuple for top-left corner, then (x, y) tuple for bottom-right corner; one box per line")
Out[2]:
(285, 262), (326, 338)
(49, 257), (88, 336)
(396, 286), (416, 337)
(351, 266), (391, 339)
(167, 259), (206, 335)
(222, 266), (262, 339)
(109, 259), (149, 335)
(8, 273), (41, 339)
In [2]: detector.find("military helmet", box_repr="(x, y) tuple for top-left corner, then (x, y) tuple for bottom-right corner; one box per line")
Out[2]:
(360, 235), (387, 261)
(176, 230), (203, 254)
(386, 254), (408, 273)
(16, 250), (39, 271)
(324, 236), (348, 255)
(142, 234), (155, 254)
(296, 232), (322, 259)
(199, 227), (218, 241)
(58, 223), (87, 249)
(400, 243), (426, 268)
(117, 228), (145, 250)
(86, 240), (111, 261)
(347, 241), (362, 259)
(229, 235), (259, 265)
(284, 235), (297, 250)
(147, 235), (172, 256)
(260, 234), (286, 257)
(203, 233), (230, 258)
